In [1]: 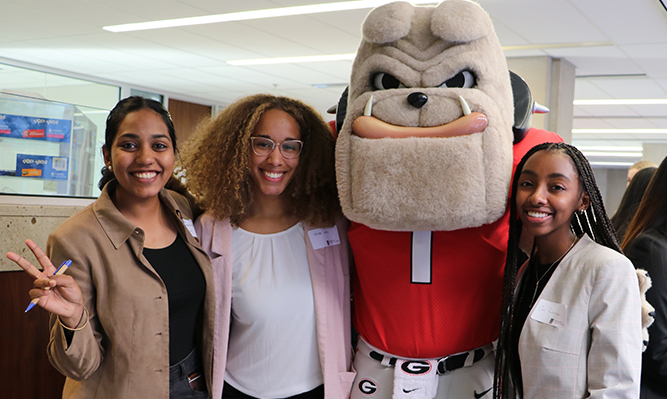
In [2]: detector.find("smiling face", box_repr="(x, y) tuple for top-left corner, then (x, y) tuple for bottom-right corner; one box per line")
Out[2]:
(516, 150), (590, 247)
(249, 108), (301, 200)
(336, 1), (514, 231)
(103, 108), (175, 206)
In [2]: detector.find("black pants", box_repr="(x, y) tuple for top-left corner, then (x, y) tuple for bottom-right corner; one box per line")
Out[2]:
(169, 349), (209, 399)
(222, 381), (324, 399)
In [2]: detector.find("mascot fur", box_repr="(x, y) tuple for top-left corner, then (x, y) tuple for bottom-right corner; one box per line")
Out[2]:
(335, 2), (562, 398)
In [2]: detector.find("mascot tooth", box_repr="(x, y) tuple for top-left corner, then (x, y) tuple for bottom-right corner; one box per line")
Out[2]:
(337, 2), (563, 399)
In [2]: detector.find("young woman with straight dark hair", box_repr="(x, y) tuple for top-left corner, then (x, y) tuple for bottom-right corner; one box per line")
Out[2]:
(623, 156), (667, 399)
(7, 96), (217, 399)
(611, 166), (657, 242)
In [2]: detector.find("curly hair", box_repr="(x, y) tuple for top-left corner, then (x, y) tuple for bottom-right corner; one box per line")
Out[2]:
(494, 142), (620, 398)
(180, 94), (340, 227)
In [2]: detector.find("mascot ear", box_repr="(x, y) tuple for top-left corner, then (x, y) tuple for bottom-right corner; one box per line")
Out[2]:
(362, 1), (414, 44)
(511, 71), (534, 145)
(431, 0), (493, 42)
(335, 86), (349, 136)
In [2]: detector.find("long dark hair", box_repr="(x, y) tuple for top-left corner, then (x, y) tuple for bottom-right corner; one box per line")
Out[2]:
(493, 142), (620, 398)
(611, 167), (657, 242)
(622, 156), (667, 250)
(99, 96), (176, 189)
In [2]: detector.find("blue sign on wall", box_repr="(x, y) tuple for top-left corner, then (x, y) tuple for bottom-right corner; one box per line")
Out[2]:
(0, 113), (71, 142)
(16, 154), (69, 180)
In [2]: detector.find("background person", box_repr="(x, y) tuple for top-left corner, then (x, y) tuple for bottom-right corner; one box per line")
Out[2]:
(494, 142), (642, 398)
(6, 96), (216, 399)
(611, 166), (657, 242)
(627, 159), (658, 186)
(623, 155), (667, 399)
(180, 94), (355, 399)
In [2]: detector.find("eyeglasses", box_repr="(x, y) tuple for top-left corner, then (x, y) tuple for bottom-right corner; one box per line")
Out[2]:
(250, 137), (303, 159)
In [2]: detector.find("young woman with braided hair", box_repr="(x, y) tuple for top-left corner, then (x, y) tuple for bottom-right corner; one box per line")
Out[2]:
(493, 142), (642, 398)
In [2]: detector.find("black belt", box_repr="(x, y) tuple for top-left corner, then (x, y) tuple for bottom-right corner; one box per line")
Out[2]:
(369, 347), (487, 375)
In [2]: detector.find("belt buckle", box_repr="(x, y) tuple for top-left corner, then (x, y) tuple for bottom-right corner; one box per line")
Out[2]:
(436, 355), (451, 375)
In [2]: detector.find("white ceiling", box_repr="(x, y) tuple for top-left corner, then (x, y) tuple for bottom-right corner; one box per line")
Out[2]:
(1, 0), (667, 164)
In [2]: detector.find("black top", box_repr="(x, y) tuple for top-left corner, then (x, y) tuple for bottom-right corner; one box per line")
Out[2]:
(510, 257), (561, 397)
(144, 234), (206, 365)
(625, 226), (667, 399)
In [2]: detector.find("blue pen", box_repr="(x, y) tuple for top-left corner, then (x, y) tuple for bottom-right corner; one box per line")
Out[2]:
(25, 259), (72, 313)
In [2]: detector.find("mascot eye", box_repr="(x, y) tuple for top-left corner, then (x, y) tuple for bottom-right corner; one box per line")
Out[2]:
(372, 73), (407, 90)
(439, 70), (476, 89)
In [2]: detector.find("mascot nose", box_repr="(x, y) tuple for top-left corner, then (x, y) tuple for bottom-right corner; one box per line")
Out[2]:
(407, 92), (428, 109)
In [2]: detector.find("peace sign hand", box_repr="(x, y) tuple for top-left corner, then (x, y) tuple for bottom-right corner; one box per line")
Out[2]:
(7, 239), (84, 328)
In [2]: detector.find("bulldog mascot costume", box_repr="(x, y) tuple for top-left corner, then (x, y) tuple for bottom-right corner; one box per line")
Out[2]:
(335, 1), (561, 398)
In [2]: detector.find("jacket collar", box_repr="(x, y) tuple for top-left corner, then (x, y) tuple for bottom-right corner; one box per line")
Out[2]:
(93, 180), (183, 249)
(209, 217), (232, 257)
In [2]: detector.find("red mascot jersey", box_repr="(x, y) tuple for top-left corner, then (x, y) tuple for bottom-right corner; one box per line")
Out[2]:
(350, 128), (562, 358)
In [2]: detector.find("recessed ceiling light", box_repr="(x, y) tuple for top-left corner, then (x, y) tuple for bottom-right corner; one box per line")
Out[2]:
(574, 99), (667, 105)
(589, 161), (635, 167)
(581, 151), (643, 157)
(103, 0), (438, 32)
(228, 54), (356, 66)
(575, 146), (643, 152)
(573, 128), (667, 134)
(225, 43), (616, 66)
(503, 41), (612, 51)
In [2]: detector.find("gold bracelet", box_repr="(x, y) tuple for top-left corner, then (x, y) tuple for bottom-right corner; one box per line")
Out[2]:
(58, 307), (89, 332)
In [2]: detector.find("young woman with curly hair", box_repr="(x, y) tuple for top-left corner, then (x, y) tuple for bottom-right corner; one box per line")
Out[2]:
(180, 94), (354, 399)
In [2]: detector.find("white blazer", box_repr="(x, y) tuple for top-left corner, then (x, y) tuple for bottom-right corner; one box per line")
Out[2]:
(516, 234), (642, 398)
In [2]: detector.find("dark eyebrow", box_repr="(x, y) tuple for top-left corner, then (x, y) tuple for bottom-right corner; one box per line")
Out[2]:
(255, 134), (300, 141)
(117, 133), (170, 140)
(519, 169), (571, 181)
(548, 173), (571, 181)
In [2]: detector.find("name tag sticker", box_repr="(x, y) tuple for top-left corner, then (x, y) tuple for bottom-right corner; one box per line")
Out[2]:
(308, 227), (340, 250)
(531, 299), (567, 328)
(182, 218), (198, 239)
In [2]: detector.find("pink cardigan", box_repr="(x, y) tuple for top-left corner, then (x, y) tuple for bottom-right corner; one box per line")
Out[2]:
(195, 213), (355, 399)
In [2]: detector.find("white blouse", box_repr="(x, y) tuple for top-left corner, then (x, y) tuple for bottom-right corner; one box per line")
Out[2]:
(226, 223), (323, 398)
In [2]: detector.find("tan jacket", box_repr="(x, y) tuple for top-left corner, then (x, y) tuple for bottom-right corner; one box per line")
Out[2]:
(195, 213), (356, 399)
(46, 182), (216, 399)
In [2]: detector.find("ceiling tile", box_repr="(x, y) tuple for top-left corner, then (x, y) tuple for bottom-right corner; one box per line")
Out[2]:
(570, 0), (667, 45)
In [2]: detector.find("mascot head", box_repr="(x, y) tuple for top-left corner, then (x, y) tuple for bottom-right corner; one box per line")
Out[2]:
(336, 0), (514, 231)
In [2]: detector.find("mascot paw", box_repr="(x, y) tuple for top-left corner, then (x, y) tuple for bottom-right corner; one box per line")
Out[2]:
(636, 268), (655, 352)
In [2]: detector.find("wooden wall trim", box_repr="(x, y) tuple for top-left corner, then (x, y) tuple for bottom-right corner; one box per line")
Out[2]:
(168, 98), (212, 144)
(0, 271), (64, 399)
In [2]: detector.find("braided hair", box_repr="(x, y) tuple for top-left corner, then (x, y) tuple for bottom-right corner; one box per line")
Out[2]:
(493, 142), (620, 398)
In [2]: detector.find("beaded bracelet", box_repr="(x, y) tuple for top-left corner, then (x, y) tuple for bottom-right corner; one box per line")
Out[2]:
(58, 307), (89, 332)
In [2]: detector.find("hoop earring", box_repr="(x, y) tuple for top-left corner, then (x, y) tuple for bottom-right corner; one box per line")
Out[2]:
(583, 209), (595, 241)
(573, 212), (584, 235)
